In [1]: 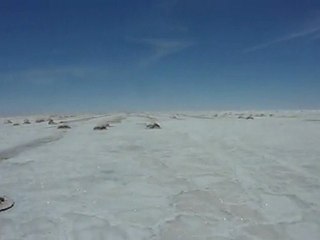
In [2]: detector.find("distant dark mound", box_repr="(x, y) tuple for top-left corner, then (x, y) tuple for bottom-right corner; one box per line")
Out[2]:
(246, 115), (254, 120)
(93, 123), (110, 130)
(4, 120), (12, 124)
(146, 123), (161, 129)
(93, 126), (107, 130)
(48, 119), (57, 125)
(13, 123), (20, 126)
(23, 119), (31, 124)
(35, 119), (45, 123)
(57, 124), (71, 129)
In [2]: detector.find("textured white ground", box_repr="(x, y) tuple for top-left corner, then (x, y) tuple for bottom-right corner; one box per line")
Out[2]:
(1, 111), (320, 240)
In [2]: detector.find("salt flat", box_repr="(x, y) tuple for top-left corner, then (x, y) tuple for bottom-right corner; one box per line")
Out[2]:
(1, 111), (320, 240)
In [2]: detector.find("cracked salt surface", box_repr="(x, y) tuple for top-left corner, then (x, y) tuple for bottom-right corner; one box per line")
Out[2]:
(1, 111), (320, 239)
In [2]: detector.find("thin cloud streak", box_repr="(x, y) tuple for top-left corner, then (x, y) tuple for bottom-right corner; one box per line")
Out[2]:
(244, 26), (320, 53)
(132, 38), (194, 66)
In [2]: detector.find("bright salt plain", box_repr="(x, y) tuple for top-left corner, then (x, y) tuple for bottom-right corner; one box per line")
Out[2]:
(1, 112), (320, 240)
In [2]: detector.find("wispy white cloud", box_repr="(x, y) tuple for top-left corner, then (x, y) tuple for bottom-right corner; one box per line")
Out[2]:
(131, 38), (194, 66)
(143, 38), (194, 59)
(244, 26), (320, 53)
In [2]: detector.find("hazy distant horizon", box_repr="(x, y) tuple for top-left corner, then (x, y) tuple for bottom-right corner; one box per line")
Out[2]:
(2, 108), (320, 118)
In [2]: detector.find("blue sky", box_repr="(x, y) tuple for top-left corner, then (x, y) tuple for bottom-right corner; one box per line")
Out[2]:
(0, 0), (320, 115)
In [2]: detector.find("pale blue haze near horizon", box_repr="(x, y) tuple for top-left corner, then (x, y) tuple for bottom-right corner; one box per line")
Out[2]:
(0, 0), (319, 115)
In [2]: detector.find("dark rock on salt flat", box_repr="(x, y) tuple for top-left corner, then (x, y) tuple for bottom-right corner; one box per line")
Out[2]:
(23, 119), (31, 124)
(93, 126), (107, 130)
(146, 123), (161, 129)
(57, 124), (71, 129)
(93, 123), (110, 130)
(48, 119), (57, 125)
(13, 123), (20, 126)
(35, 119), (45, 123)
